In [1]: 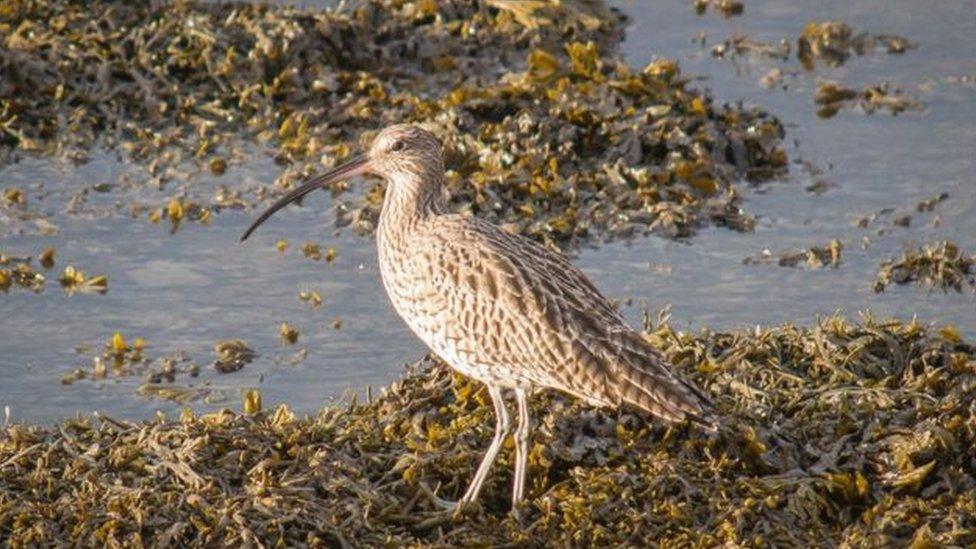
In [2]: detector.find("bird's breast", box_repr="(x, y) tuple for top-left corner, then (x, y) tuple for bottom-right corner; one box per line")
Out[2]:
(377, 229), (444, 326)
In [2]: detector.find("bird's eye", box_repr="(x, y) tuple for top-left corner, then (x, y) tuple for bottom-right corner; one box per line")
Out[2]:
(390, 140), (405, 152)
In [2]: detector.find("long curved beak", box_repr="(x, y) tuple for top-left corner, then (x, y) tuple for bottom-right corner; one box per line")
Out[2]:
(240, 155), (370, 242)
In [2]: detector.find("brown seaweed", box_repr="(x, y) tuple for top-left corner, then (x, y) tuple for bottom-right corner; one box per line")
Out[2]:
(0, 248), (106, 294)
(213, 340), (257, 373)
(798, 21), (917, 69)
(744, 239), (842, 269)
(712, 35), (791, 60)
(3, 315), (975, 546)
(874, 241), (976, 293)
(815, 81), (923, 118)
(694, 0), (744, 18)
(0, 0), (788, 249)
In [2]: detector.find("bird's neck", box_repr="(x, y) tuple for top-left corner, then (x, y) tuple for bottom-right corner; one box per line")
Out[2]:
(378, 169), (446, 236)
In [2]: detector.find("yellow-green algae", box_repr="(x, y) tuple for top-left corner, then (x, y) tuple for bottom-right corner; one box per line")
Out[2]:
(1, 315), (974, 546)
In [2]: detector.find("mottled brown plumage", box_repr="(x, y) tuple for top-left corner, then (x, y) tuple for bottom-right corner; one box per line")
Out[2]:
(242, 124), (716, 513)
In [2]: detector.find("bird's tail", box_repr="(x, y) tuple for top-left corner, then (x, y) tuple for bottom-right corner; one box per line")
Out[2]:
(611, 334), (717, 432)
(615, 363), (717, 432)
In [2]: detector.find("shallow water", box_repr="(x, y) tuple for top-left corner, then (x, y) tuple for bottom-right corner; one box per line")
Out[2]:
(1, 0), (974, 423)
(584, 0), (976, 332)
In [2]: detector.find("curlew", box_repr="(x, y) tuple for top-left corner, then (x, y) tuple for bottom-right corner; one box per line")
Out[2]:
(241, 124), (716, 513)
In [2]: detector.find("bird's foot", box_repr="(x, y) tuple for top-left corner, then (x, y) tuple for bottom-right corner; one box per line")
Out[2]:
(509, 499), (528, 524)
(419, 482), (479, 518)
(441, 498), (481, 521)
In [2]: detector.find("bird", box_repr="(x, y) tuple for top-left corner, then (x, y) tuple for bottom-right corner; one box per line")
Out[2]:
(241, 124), (716, 514)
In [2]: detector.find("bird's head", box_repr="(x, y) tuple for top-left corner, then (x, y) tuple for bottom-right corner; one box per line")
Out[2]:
(240, 124), (443, 241)
(366, 124), (443, 181)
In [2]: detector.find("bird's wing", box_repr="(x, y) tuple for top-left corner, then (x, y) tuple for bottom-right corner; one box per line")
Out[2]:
(415, 216), (713, 427)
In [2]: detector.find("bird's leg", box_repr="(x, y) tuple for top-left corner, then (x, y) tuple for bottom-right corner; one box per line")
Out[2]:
(435, 384), (510, 512)
(512, 388), (531, 514)
(459, 385), (510, 505)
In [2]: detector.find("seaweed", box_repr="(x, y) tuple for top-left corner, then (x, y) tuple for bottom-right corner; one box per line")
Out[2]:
(0, 247), (105, 294)
(298, 289), (323, 308)
(2, 315), (974, 546)
(0, 0), (788, 249)
(58, 265), (108, 295)
(279, 323), (300, 345)
(300, 242), (336, 263)
(815, 81), (923, 118)
(744, 239), (842, 269)
(694, 0), (744, 18)
(213, 340), (256, 373)
(149, 197), (212, 234)
(60, 332), (150, 385)
(712, 35), (791, 60)
(916, 193), (949, 213)
(61, 333), (229, 408)
(798, 21), (917, 69)
(874, 241), (976, 293)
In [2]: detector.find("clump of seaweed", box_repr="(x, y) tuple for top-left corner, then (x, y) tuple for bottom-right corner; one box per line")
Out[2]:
(798, 21), (917, 69)
(853, 197), (946, 233)
(37, 246), (54, 268)
(916, 192), (949, 213)
(711, 34), (791, 60)
(213, 339), (256, 373)
(744, 239), (842, 269)
(693, 0), (744, 18)
(58, 265), (108, 295)
(300, 242), (336, 263)
(815, 81), (923, 118)
(61, 333), (223, 405)
(279, 323), (300, 344)
(0, 0), (788, 248)
(61, 332), (147, 384)
(2, 315), (974, 546)
(0, 257), (44, 292)
(874, 240), (976, 293)
(484, 0), (612, 29)
(1, 247), (107, 294)
(137, 383), (225, 405)
(299, 289), (323, 308)
(339, 42), (787, 244)
(137, 350), (224, 405)
(149, 198), (212, 234)
(2, 188), (25, 205)
(759, 67), (793, 89)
